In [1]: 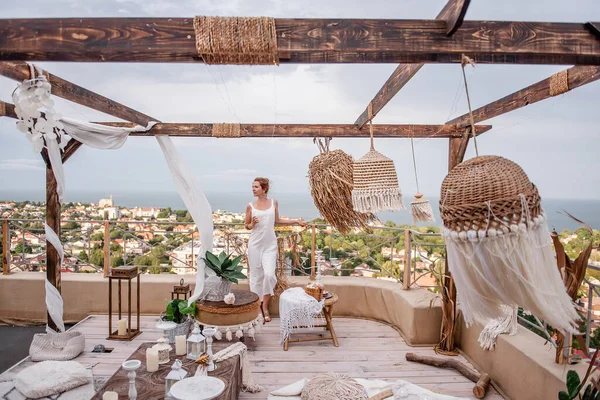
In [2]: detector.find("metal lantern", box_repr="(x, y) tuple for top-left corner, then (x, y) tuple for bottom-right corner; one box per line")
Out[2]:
(165, 359), (187, 398)
(186, 323), (206, 360)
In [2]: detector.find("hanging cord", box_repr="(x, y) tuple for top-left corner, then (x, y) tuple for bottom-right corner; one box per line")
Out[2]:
(461, 54), (479, 157)
(410, 137), (420, 193)
(367, 102), (375, 151)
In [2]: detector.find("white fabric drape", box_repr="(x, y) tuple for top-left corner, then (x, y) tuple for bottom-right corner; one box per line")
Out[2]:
(155, 136), (214, 303)
(44, 223), (66, 333)
(279, 287), (324, 344)
(60, 117), (156, 150)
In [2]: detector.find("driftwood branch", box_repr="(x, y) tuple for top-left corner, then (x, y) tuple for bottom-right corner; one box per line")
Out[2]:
(406, 353), (491, 398)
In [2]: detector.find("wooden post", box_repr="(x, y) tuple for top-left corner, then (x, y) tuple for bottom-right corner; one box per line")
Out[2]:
(311, 225), (316, 280)
(437, 136), (470, 353)
(45, 166), (61, 332)
(2, 219), (8, 275)
(403, 230), (412, 289)
(103, 220), (110, 277)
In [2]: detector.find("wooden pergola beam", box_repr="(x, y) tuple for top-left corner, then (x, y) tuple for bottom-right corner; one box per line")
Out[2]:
(1, 19), (598, 65)
(447, 65), (600, 128)
(101, 122), (492, 138)
(355, 0), (473, 129)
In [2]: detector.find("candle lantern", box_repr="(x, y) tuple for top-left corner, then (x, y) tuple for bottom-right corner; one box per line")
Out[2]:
(171, 278), (192, 300)
(165, 359), (187, 398)
(186, 323), (206, 360)
(107, 266), (142, 341)
(152, 337), (172, 364)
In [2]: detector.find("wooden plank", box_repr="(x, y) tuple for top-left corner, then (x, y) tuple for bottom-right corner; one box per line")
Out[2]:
(0, 19), (598, 65)
(45, 165), (61, 331)
(355, 0), (476, 128)
(443, 0), (471, 36)
(448, 128), (471, 171)
(447, 65), (600, 128)
(105, 122), (492, 138)
(586, 22), (600, 39)
(0, 62), (154, 126)
(61, 139), (83, 163)
(0, 103), (491, 137)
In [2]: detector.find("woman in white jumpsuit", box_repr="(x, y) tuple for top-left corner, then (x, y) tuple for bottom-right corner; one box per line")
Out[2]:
(245, 178), (305, 322)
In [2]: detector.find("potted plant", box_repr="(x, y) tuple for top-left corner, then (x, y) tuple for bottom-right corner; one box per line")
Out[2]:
(202, 251), (247, 301)
(161, 299), (196, 343)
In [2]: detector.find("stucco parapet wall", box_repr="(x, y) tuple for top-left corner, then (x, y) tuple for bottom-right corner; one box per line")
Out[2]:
(0, 272), (441, 345)
(457, 314), (588, 400)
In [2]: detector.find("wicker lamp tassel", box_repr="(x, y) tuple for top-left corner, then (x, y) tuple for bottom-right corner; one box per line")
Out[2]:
(409, 138), (435, 224)
(352, 104), (405, 213)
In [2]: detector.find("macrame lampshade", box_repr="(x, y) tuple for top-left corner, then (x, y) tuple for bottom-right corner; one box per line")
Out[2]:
(309, 146), (374, 234)
(352, 143), (405, 214)
(439, 155), (579, 333)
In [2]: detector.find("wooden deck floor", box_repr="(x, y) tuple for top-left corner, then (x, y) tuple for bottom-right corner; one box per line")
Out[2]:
(2, 315), (504, 399)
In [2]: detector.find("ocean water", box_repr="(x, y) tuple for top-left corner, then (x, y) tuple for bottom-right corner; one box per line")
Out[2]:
(1, 189), (600, 232)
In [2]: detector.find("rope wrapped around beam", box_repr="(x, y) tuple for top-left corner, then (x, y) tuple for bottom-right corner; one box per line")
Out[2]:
(193, 16), (279, 65)
(549, 69), (569, 96)
(212, 123), (242, 138)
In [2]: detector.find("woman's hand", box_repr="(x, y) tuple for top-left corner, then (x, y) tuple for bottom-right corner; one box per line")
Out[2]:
(250, 216), (259, 228)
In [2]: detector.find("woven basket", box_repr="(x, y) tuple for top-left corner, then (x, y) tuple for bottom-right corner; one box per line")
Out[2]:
(439, 155), (541, 233)
(304, 285), (323, 301)
(308, 149), (374, 234)
(29, 331), (85, 361)
(352, 148), (405, 213)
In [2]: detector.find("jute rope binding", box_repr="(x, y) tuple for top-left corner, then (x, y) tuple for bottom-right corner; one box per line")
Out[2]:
(197, 298), (260, 315)
(193, 16), (279, 65)
(0, 101), (5, 117)
(549, 69), (569, 96)
(212, 123), (241, 138)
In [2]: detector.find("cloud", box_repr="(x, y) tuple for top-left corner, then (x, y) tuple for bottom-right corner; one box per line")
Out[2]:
(0, 159), (45, 171)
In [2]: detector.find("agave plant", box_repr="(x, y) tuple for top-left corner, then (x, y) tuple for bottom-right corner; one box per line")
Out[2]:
(203, 251), (247, 284)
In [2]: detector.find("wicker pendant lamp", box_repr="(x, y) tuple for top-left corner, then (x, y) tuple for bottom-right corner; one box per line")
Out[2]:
(352, 104), (405, 214)
(409, 137), (435, 224)
(439, 155), (579, 333)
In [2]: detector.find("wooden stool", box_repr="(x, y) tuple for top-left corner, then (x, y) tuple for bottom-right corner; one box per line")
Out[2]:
(283, 292), (339, 351)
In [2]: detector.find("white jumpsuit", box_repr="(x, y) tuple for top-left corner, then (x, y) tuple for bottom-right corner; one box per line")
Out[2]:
(247, 200), (278, 298)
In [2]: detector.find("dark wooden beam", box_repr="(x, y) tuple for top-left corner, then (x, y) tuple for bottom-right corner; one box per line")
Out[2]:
(61, 139), (83, 163)
(447, 65), (600, 128)
(448, 128), (471, 170)
(100, 122), (492, 138)
(0, 19), (598, 65)
(354, 0), (473, 129)
(586, 22), (600, 39)
(443, 0), (471, 36)
(45, 165), (61, 332)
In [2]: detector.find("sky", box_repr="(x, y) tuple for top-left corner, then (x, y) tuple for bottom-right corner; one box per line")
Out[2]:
(0, 0), (599, 202)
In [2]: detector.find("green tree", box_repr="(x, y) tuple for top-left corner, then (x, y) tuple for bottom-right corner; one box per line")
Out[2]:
(158, 207), (172, 218)
(15, 242), (33, 254)
(90, 248), (104, 267)
(78, 250), (89, 262)
(91, 232), (104, 241)
(111, 256), (124, 268)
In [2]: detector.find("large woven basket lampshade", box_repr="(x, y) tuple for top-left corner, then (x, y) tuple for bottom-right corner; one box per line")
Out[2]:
(308, 149), (374, 234)
(352, 143), (405, 214)
(439, 155), (578, 334)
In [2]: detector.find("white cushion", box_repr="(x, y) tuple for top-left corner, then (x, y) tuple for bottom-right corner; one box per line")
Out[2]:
(14, 361), (91, 399)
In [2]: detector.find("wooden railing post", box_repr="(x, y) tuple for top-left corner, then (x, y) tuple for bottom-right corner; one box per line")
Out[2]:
(403, 230), (412, 289)
(2, 220), (8, 275)
(103, 220), (110, 277)
(311, 225), (316, 280)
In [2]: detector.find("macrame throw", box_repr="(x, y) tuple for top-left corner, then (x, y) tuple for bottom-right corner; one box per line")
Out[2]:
(308, 142), (374, 233)
(193, 16), (278, 65)
(213, 342), (261, 393)
(439, 155), (579, 334)
(301, 373), (368, 400)
(279, 287), (324, 345)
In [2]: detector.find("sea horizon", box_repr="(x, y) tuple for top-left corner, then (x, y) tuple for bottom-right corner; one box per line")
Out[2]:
(2, 189), (600, 232)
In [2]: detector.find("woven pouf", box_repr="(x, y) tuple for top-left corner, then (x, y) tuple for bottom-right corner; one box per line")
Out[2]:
(301, 372), (368, 400)
(439, 155), (578, 333)
(308, 149), (374, 234)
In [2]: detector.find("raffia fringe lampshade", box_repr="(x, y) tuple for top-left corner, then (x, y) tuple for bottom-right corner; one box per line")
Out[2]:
(308, 149), (374, 234)
(351, 148), (405, 214)
(439, 155), (579, 333)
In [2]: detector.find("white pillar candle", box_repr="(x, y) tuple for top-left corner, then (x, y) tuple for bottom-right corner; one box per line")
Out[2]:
(146, 348), (159, 372)
(175, 335), (186, 356)
(102, 391), (118, 400)
(117, 318), (127, 336)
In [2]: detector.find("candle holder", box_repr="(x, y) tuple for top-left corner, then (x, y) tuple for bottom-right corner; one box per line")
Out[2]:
(171, 278), (192, 300)
(202, 327), (217, 372)
(107, 266), (142, 341)
(122, 359), (141, 400)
